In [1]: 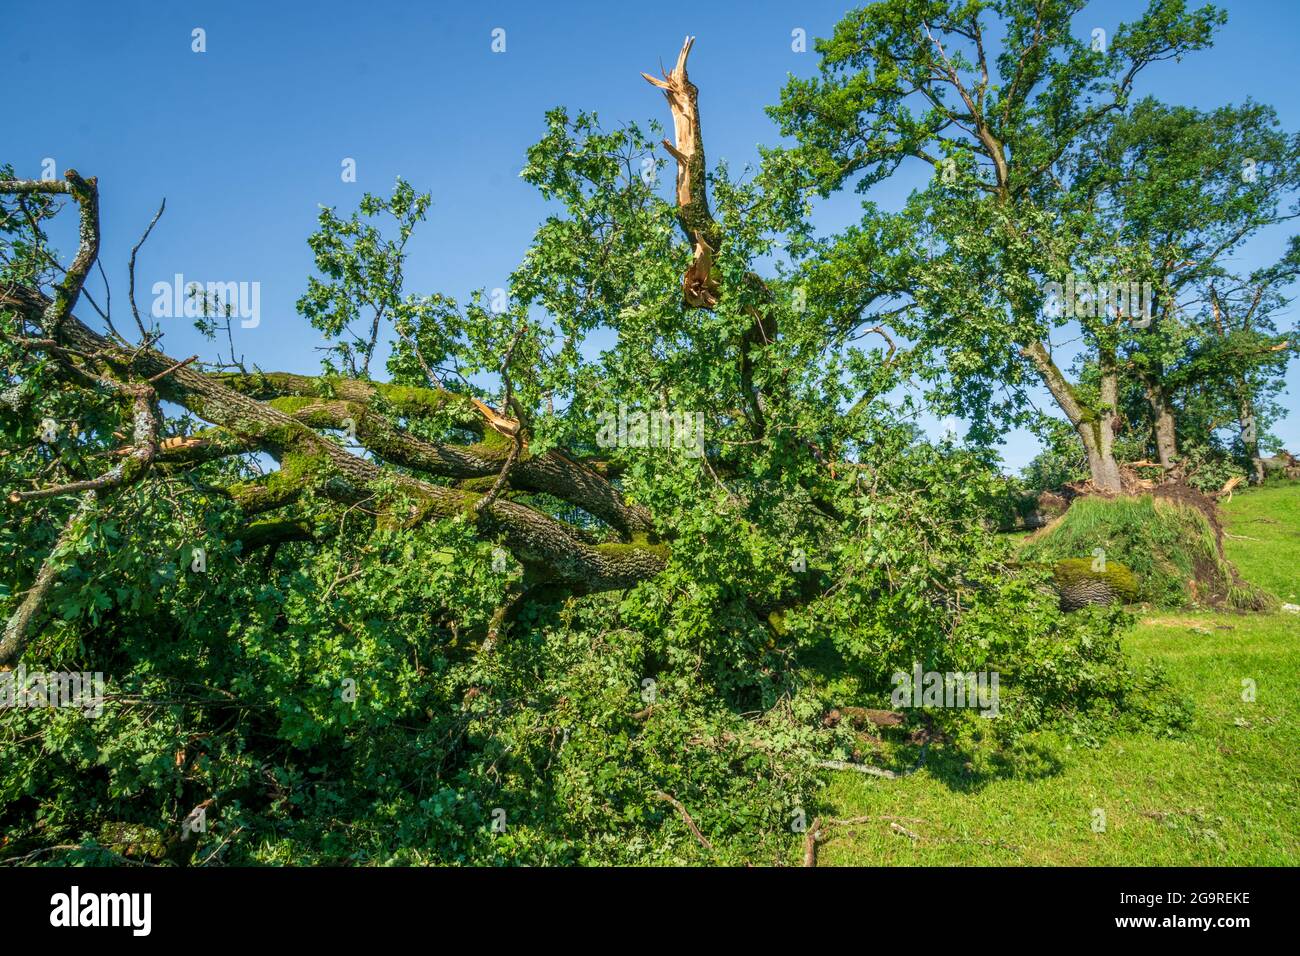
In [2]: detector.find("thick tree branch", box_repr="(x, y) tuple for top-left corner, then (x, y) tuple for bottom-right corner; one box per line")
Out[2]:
(0, 492), (98, 667)
(215, 372), (654, 535)
(0, 172), (99, 337)
(2, 288), (665, 592)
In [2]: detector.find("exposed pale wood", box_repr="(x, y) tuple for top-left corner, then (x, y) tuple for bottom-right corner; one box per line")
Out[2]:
(643, 36), (721, 308)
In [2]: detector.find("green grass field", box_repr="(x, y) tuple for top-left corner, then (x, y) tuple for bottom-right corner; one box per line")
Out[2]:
(818, 482), (1300, 866)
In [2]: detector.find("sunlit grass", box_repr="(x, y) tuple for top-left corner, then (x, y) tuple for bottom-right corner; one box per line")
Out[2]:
(818, 481), (1300, 866)
(1222, 482), (1300, 604)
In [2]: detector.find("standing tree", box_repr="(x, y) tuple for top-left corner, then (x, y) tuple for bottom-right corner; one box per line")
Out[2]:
(1077, 99), (1300, 480)
(769, 0), (1234, 492)
(1178, 242), (1300, 484)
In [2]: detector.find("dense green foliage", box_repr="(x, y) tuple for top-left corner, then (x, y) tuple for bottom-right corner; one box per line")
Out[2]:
(0, 396), (1187, 863)
(820, 483), (1300, 866)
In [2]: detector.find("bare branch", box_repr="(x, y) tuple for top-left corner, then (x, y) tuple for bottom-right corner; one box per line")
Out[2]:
(654, 790), (714, 853)
(475, 324), (529, 513)
(129, 198), (166, 342)
(7, 386), (159, 504)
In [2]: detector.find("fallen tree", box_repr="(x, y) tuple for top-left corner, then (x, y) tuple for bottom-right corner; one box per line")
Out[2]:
(0, 36), (1198, 866)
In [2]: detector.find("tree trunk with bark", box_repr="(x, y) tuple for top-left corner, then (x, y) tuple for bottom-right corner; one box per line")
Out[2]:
(1238, 392), (1265, 485)
(1141, 375), (1179, 478)
(1023, 341), (1124, 493)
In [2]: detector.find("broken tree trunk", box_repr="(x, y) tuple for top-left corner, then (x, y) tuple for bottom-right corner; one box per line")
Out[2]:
(642, 36), (722, 309)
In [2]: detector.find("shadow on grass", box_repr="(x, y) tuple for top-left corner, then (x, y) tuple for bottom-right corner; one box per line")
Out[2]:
(796, 633), (1070, 793)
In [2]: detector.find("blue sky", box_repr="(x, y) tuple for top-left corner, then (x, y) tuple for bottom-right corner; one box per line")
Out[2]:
(4, 0), (1298, 471)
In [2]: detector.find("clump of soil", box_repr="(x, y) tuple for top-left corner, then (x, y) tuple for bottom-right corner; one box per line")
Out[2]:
(1152, 481), (1224, 544)
(1023, 490), (1274, 612)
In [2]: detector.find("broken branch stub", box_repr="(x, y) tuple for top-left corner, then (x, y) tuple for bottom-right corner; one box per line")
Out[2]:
(643, 36), (721, 309)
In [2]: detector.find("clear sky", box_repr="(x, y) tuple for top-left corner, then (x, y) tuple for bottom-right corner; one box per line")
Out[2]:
(4, 0), (1298, 471)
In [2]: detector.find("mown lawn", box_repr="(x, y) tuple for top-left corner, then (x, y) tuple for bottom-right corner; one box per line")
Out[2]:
(818, 482), (1300, 866)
